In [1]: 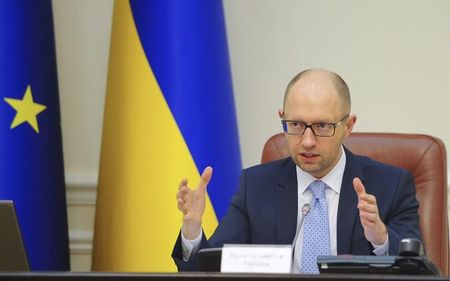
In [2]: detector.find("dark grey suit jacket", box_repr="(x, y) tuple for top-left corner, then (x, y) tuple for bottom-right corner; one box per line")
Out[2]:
(172, 147), (421, 271)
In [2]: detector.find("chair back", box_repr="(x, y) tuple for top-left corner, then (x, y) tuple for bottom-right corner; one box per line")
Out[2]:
(261, 132), (449, 275)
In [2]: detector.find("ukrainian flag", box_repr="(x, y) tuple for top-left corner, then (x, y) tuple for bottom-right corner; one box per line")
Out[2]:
(0, 0), (70, 270)
(92, 0), (241, 272)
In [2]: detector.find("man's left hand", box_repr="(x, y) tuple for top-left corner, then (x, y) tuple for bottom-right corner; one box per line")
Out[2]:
(353, 177), (387, 245)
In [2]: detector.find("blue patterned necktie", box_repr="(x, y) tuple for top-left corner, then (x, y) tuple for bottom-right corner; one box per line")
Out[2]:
(301, 180), (330, 274)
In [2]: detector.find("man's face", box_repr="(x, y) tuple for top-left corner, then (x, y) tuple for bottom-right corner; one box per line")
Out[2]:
(281, 74), (355, 178)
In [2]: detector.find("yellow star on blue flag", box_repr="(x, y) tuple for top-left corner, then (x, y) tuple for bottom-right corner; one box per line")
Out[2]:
(0, 0), (69, 270)
(4, 85), (47, 133)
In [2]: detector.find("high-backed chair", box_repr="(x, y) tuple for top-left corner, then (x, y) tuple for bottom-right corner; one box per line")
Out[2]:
(261, 132), (449, 275)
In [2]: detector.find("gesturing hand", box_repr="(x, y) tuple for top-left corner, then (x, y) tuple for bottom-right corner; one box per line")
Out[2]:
(177, 167), (213, 239)
(353, 177), (387, 245)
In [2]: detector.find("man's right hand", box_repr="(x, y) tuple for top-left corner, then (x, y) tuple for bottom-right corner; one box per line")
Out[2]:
(177, 166), (213, 240)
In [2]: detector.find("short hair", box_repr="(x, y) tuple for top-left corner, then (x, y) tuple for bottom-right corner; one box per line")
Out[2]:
(283, 68), (351, 114)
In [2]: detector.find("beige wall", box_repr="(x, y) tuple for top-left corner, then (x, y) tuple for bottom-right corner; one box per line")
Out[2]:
(52, 0), (450, 271)
(53, 0), (113, 271)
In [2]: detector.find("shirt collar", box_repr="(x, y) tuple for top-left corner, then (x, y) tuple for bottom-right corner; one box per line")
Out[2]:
(296, 146), (346, 195)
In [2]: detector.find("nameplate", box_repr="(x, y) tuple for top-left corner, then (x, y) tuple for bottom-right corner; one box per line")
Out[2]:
(221, 244), (292, 273)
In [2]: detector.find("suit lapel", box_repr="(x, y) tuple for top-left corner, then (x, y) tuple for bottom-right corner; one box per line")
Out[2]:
(275, 159), (298, 244)
(337, 147), (364, 254)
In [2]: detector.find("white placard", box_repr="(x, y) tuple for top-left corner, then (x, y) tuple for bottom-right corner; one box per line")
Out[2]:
(220, 244), (292, 273)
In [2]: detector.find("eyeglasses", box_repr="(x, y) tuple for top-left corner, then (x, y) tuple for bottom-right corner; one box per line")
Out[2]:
(281, 114), (349, 137)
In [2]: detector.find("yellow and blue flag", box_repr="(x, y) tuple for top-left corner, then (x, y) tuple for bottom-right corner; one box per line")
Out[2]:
(92, 0), (241, 272)
(0, 0), (70, 270)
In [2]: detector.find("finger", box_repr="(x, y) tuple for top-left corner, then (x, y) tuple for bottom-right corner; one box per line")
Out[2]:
(178, 178), (188, 190)
(177, 198), (187, 213)
(353, 177), (366, 198)
(360, 216), (371, 226)
(360, 218), (376, 230)
(176, 186), (190, 200)
(357, 202), (378, 213)
(359, 211), (379, 223)
(359, 193), (377, 204)
(198, 166), (213, 191)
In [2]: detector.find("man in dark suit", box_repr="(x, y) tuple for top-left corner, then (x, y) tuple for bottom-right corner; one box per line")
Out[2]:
(172, 68), (421, 273)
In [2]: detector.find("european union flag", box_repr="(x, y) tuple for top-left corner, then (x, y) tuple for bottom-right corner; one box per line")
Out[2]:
(0, 0), (70, 270)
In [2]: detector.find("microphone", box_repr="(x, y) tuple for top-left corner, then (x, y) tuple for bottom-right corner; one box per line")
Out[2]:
(291, 203), (311, 248)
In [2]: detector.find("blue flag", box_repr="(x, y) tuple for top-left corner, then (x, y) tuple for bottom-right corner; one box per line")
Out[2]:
(0, 0), (70, 270)
(130, 0), (242, 220)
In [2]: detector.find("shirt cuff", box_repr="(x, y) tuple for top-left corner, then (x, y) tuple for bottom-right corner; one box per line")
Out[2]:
(371, 234), (389, 256)
(181, 229), (203, 261)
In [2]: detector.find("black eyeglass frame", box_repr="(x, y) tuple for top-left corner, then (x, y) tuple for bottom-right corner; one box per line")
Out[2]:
(281, 114), (350, 137)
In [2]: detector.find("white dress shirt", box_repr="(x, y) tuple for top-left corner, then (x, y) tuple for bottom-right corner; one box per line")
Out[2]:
(292, 146), (388, 272)
(182, 146), (389, 267)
